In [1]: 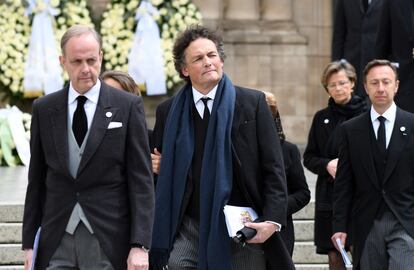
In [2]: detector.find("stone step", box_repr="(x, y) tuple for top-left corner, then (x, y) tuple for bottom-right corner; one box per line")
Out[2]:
(293, 220), (314, 241)
(0, 204), (23, 223)
(0, 244), (24, 265)
(0, 224), (21, 244)
(0, 201), (317, 222)
(293, 200), (314, 220)
(0, 266), (24, 270)
(293, 241), (328, 264)
(295, 265), (329, 270)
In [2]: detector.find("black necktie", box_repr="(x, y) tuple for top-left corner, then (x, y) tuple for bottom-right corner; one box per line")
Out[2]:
(72, 96), (88, 146)
(377, 116), (386, 154)
(201, 97), (210, 122)
(363, 0), (369, 12)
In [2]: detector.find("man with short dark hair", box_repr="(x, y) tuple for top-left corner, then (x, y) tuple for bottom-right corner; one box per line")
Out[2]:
(332, 59), (414, 269)
(150, 25), (292, 270)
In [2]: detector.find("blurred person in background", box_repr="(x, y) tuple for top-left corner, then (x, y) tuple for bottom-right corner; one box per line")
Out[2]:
(262, 90), (311, 256)
(332, 0), (384, 98)
(101, 70), (141, 96)
(375, 0), (414, 112)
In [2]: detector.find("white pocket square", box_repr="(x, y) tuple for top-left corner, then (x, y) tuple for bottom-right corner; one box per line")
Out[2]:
(108, 122), (123, 129)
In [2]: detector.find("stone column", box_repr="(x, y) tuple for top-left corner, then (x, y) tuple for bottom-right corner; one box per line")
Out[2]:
(224, 0), (260, 20)
(191, 0), (223, 28)
(261, 0), (292, 21)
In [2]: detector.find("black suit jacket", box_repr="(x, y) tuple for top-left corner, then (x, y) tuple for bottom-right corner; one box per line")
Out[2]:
(332, 0), (384, 97)
(22, 83), (155, 270)
(279, 141), (311, 256)
(152, 86), (293, 269)
(333, 108), (414, 268)
(376, 0), (414, 112)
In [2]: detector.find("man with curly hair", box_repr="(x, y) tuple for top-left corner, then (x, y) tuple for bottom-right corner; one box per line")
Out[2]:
(150, 25), (293, 270)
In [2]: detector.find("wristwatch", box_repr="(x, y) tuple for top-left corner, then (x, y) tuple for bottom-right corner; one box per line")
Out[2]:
(131, 243), (150, 253)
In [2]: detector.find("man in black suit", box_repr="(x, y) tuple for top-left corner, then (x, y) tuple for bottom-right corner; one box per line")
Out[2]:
(150, 25), (292, 270)
(332, 0), (384, 98)
(332, 59), (414, 269)
(376, 0), (414, 112)
(22, 25), (154, 270)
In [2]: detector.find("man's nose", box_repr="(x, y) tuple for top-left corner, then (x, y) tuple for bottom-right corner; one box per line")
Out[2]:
(80, 62), (90, 73)
(203, 56), (211, 66)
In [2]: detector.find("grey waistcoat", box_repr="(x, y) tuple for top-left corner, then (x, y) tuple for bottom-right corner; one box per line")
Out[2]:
(65, 120), (94, 235)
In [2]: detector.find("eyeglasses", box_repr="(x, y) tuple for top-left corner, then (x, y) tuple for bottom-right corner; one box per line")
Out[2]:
(327, 80), (350, 90)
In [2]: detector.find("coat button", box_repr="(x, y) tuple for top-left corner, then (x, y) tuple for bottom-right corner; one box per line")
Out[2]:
(76, 192), (80, 197)
(382, 190), (386, 195)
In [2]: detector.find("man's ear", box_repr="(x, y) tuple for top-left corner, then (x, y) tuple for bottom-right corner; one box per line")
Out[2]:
(181, 66), (189, 77)
(395, 80), (399, 94)
(59, 55), (65, 68)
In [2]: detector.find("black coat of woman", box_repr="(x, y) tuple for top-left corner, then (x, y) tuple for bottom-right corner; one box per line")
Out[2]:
(303, 95), (367, 253)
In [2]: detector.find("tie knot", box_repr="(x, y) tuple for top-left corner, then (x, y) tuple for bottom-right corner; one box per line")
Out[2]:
(201, 97), (210, 106)
(378, 116), (386, 124)
(77, 95), (87, 106)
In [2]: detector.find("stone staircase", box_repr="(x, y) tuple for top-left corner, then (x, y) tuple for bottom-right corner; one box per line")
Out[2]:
(0, 200), (333, 269)
(292, 201), (329, 270)
(0, 203), (24, 270)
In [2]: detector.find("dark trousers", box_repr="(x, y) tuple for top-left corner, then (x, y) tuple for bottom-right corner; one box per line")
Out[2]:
(360, 210), (414, 270)
(168, 216), (266, 270)
(46, 223), (114, 270)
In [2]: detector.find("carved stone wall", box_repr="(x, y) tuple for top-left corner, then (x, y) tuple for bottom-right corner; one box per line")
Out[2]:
(87, 0), (333, 144)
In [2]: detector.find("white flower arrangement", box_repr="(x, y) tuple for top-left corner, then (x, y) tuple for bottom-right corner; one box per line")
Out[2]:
(0, 0), (93, 97)
(0, 105), (31, 166)
(100, 0), (202, 93)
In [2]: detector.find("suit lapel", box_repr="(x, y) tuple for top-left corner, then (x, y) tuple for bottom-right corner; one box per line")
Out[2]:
(383, 109), (410, 184)
(49, 88), (72, 178)
(77, 84), (119, 175)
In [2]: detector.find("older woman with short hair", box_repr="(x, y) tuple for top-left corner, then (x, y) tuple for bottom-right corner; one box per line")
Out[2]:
(304, 60), (367, 270)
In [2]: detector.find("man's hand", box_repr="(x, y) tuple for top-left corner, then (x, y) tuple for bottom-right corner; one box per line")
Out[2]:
(127, 247), (149, 270)
(245, 222), (279, 244)
(24, 249), (33, 270)
(151, 148), (162, 174)
(331, 232), (347, 252)
(326, 158), (338, 179)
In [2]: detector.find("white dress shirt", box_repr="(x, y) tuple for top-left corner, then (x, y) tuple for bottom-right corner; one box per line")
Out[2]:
(370, 102), (396, 149)
(68, 80), (101, 130)
(192, 85), (217, 118)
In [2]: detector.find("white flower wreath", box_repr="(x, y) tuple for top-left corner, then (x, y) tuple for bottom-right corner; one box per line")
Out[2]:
(100, 0), (202, 93)
(0, 0), (93, 97)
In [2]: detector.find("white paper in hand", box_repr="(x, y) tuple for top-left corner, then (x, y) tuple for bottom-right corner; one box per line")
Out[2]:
(223, 205), (258, 237)
(335, 238), (352, 268)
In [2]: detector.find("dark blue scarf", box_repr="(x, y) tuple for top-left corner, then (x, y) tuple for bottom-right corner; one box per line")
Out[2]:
(151, 74), (235, 270)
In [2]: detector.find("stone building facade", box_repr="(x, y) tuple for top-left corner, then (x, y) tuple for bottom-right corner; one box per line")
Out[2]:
(90, 0), (333, 144)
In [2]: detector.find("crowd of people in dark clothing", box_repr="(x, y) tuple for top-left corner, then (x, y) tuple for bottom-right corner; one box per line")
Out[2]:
(20, 0), (414, 268)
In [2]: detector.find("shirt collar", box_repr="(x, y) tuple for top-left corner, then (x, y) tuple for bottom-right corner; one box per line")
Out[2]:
(192, 84), (218, 104)
(370, 102), (397, 123)
(68, 79), (101, 105)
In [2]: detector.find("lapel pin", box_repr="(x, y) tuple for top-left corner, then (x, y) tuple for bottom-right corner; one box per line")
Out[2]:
(400, 126), (406, 132)
(400, 126), (407, 135)
(324, 119), (329, 124)
(106, 112), (112, 118)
